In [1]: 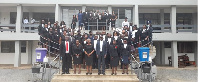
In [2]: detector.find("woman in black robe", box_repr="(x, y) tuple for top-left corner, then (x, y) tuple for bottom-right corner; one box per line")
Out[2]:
(72, 40), (83, 74)
(84, 39), (95, 75)
(120, 38), (131, 74)
(109, 40), (119, 75)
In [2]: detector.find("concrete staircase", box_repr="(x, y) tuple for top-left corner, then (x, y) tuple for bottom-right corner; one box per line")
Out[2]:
(51, 68), (139, 82)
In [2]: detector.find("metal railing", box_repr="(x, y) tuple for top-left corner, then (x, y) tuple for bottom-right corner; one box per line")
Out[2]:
(86, 19), (109, 30)
(0, 24), (197, 33)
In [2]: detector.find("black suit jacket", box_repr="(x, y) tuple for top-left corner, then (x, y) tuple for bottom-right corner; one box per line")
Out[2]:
(96, 40), (107, 56)
(60, 41), (72, 57)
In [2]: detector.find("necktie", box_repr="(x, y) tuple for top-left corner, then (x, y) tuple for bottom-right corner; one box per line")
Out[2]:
(66, 42), (68, 52)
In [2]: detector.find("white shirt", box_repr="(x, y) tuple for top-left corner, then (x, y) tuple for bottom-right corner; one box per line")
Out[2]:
(114, 36), (118, 40)
(42, 24), (44, 28)
(94, 40), (97, 50)
(84, 40), (86, 44)
(24, 19), (29, 24)
(60, 29), (62, 33)
(124, 44), (127, 48)
(108, 38), (111, 44)
(103, 35), (106, 41)
(46, 28), (48, 31)
(132, 30), (138, 38)
(65, 41), (69, 53)
(100, 40), (103, 52)
(122, 21), (129, 27)
(31, 19), (35, 24)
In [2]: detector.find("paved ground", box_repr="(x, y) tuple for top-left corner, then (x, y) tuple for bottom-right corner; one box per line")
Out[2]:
(0, 65), (197, 82)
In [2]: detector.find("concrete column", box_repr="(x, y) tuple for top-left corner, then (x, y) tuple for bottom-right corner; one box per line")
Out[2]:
(154, 42), (161, 65)
(27, 41), (32, 64)
(161, 42), (165, 65)
(170, 5), (176, 34)
(82, 5), (86, 12)
(171, 41), (178, 68)
(192, 13), (197, 33)
(55, 4), (61, 23)
(108, 5), (112, 14)
(160, 9), (164, 33)
(132, 5), (139, 27)
(16, 4), (23, 33)
(14, 41), (21, 67)
(194, 41), (198, 66)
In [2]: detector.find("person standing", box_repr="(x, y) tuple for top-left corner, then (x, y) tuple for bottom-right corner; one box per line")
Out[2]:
(92, 35), (98, 69)
(84, 39), (95, 75)
(96, 36), (107, 75)
(78, 10), (83, 30)
(72, 40), (83, 74)
(120, 38), (131, 74)
(122, 17), (129, 28)
(60, 36), (72, 74)
(140, 25), (149, 47)
(109, 40), (120, 75)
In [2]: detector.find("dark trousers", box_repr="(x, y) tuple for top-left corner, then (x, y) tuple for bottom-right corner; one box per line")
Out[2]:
(98, 52), (105, 74)
(92, 51), (98, 69)
(69, 56), (72, 68)
(105, 53), (110, 68)
(62, 54), (70, 73)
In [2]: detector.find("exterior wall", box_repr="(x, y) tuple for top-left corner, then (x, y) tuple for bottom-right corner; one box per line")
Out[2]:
(164, 48), (195, 65)
(0, 0), (197, 5)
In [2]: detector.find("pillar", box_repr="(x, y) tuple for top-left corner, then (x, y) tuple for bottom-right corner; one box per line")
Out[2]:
(132, 5), (139, 27)
(161, 42), (165, 65)
(82, 5), (86, 12)
(14, 41), (21, 67)
(16, 4), (23, 33)
(108, 5), (112, 14)
(171, 41), (178, 68)
(55, 4), (61, 23)
(160, 9), (164, 33)
(192, 13), (197, 33)
(194, 41), (198, 66)
(170, 5), (176, 34)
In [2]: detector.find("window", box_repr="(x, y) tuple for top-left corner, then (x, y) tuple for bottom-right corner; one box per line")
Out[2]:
(164, 13), (170, 24)
(10, 12), (29, 24)
(33, 13), (55, 24)
(164, 42), (171, 48)
(176, 13), (193, 29)
(1, 41), (15, 53)
(21, 41), (26, 53)
(1, 41), (26, 53)
(113, 7), (132, 19)
(177, 42), (194, 53)
(139, 13), (160, 25)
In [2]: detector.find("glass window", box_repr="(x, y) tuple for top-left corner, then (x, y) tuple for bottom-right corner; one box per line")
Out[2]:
(1, 41), (15, 53)
(1, 41), (26, 53)
(10, 12), (29, 24)
(177, 42), (194, 53)
(21, 41), (26, 53)
(139, 13), (160, 25)
(164, 42), (171, 48)
(176, 13), (193, 29)
(112, 7), (132, 19)
(33, 13), (55, 24)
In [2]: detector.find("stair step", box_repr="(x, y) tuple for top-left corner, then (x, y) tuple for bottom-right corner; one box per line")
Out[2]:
(52, 73), (139, 82)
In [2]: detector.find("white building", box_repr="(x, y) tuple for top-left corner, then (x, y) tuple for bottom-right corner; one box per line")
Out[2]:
(0, 0), (198, 68)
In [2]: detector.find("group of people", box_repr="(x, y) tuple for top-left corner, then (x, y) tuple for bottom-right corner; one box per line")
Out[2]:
(72, 9), (117, 30)
(37, 17), (153, 75)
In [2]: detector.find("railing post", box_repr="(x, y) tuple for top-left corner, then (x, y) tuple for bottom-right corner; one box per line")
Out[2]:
(97, 19), (99, 30)
(88, 19), (89, 30)
(106, 19), (107, 30)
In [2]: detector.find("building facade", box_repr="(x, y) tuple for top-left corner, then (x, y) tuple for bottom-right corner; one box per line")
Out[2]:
(0, 0), (198, 68)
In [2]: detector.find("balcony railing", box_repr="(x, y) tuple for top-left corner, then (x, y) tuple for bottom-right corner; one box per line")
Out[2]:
(0, 24), (197, 33)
